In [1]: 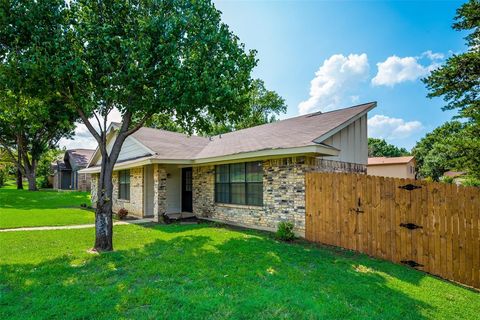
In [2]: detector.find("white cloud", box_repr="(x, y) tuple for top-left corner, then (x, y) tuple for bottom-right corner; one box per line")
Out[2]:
(58, 108), (123, 150)
(368, 114), (423, 140)
(372, 51), (443, 87)
(421, 50), (444, 60)
(298, 53), (369, 114)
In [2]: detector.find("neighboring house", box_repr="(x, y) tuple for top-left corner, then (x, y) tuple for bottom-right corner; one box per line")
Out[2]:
(443, 171), (467, 185)
(53, 149), (95, 191)
(80, 102), (376, 235)
(443, 171), (466, 179)
(367, 156), (416, 179)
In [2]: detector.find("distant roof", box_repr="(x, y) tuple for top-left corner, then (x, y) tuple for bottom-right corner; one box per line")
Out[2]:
(368, 156), (415, 166)
(130, 102), (376, 160)
(51, 160), (67, 171)
(443, 171), (466, 178)
(66, 149), (95, 168)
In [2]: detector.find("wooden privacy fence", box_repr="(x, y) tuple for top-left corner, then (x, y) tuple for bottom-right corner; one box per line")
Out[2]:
(305, 172), (480, 289)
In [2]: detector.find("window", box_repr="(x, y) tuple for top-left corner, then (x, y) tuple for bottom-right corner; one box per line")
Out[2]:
(118, 170), (130, 200)
(215, 161), (263, 206)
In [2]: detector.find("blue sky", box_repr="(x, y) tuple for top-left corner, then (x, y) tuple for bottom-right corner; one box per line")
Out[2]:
(61, 1), (467, 150)
(213, 0), (467, 150)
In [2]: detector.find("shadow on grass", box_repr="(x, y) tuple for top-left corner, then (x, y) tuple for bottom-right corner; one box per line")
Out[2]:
(0, 224), (440, 319)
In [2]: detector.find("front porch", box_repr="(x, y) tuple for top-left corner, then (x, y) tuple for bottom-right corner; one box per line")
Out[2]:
(91, 164), (194, 220)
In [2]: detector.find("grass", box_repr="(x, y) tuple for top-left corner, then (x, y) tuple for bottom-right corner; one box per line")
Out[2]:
(1, 223), (479, 319)
(0, 180), (93, 229)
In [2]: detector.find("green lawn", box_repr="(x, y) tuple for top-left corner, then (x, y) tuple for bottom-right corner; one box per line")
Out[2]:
(0, 180), (93, 229)
(1, 223), (478, 319)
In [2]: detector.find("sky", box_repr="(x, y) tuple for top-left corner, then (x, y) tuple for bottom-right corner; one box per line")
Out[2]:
(60, 0), (467, 151)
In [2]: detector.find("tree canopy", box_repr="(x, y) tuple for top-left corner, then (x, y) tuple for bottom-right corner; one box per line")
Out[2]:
(367, 138), (410, 158)
(9, 0), (259, 251)
(146, 78), (286, 135)
(412, 121), (470, 180)
(0, 0), (77, 190)
(421, 0), (480, 179)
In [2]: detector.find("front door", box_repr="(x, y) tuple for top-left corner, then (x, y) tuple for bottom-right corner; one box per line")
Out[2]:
(182, 167), (193, 212)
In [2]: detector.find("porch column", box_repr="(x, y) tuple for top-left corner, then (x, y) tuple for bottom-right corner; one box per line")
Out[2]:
(153, 164), (167, 222)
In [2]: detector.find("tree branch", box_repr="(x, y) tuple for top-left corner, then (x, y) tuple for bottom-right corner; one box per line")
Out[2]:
(76, 107), (104, 150)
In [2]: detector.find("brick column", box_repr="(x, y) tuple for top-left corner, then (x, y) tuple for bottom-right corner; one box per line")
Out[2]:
(153, 164), (167, 222)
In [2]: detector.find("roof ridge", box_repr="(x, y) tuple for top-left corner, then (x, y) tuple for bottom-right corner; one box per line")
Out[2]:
(210, 101), (377, 138)
(138, 126), (209, 140)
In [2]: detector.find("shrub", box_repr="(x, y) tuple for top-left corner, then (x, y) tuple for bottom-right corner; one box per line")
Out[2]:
(462, 176), (480, 187)
(440, 176), (454, 184)
(276, 221), (295, 241)
(117, 208), (128, 220)
(212, 221), (226, 228)
(37, 176), (50, 189)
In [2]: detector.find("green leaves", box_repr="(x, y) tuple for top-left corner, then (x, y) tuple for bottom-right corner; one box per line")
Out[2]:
(412, 121), (480, 180)
(367, 138), (409, 158)
(421, 0), (480, 180)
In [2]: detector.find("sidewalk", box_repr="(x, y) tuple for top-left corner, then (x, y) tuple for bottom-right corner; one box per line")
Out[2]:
(0, 218), (155, 232)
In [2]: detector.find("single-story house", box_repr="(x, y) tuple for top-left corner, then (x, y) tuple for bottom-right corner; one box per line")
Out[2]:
(367, 156), (416, 179)
(53, 149), (95, 191)
(80, 102), (376, 235)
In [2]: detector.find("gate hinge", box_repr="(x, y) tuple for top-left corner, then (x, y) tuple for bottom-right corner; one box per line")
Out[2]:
(401, 260), (424, 268)
(400, 223), (423, 230)
(398, 184), (421, 191)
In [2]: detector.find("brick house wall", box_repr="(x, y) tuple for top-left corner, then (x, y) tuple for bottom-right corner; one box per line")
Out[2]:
(77, 172), (92, 192)
(192, 156), (366, 236)
(90, 167), (144, 218)
(90, 157), (366, 235)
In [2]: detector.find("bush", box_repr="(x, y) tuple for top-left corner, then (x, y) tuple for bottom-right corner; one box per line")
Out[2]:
(276, 221), (295, 241)
(462, 177), (480, 187)
(37, 176), (50, 189)
(212, 221), (226, 228)
(117, 208), (128, 220)
(440, 176), (454, 184)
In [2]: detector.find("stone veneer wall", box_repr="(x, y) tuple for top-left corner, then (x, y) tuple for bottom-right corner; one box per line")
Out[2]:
(89, 168), (144, 218)
(153, 164), (167, 222)
(78, 172), (92, 192)
(192, 156), (366, 236)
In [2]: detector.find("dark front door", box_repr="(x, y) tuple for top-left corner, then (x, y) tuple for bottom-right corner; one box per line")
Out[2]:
(182, 167), (193, 212)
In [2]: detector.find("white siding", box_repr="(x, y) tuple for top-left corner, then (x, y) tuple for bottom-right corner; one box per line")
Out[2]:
(95, 135), (151, 165)
(144, 164), (155, 216)
(320, 115), (368, 164)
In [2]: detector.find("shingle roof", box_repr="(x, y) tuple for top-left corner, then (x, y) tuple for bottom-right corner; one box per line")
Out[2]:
(132, 127), (210, 160)
(368, 156), (415, 165)
(132, 102), (376, 160)
(66, 149), (95, 168)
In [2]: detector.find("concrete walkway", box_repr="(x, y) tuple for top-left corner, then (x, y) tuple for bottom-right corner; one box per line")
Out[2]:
(0, 218), (155, 232)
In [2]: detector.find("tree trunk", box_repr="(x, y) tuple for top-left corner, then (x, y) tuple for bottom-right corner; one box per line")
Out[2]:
(16, 169), (23, 189)
(26, 171), (37, 191)
(94, 164), (114, 252)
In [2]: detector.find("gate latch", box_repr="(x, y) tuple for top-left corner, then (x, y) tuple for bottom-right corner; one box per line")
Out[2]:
(398, 184), (421, 191)
(400, 223), (423, 230)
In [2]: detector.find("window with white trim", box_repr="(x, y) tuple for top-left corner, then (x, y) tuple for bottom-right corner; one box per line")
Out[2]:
(215, 161), (263, 206)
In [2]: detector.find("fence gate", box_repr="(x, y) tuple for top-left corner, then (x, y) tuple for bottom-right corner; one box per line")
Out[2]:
(305, 172), (480, 289)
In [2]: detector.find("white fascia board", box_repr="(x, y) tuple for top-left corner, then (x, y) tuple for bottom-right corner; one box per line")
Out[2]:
(191, 145), (339, 165)
(79, 145), (340, 173)
(313, 103), (376, 144)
